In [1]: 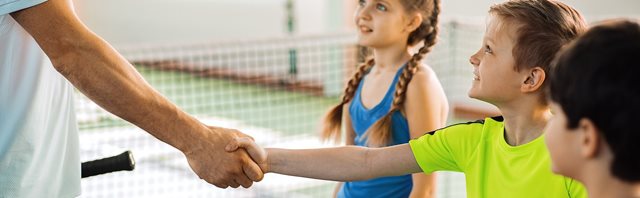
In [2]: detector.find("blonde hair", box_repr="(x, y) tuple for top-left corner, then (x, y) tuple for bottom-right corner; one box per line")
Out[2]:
(321, 0), (441, 147)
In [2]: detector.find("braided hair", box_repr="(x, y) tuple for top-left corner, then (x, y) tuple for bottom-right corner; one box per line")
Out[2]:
(321, 0), (441, 146)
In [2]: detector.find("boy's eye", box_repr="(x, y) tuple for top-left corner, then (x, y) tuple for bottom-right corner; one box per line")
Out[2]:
(376, 3), (387, 11)
(484, 45), (493, 54)
(358, 0), (366, 7)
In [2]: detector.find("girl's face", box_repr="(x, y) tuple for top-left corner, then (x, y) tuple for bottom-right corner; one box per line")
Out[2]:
(353, 0), (415, 49)
(468, 15), (527, 104)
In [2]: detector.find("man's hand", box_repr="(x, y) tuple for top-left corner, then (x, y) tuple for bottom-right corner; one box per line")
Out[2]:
(183, 126), (264, 188)
(225, 137), (269, 173)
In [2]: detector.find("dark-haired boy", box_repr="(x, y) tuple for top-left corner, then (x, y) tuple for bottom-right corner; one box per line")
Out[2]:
(545, 19), (640, 198)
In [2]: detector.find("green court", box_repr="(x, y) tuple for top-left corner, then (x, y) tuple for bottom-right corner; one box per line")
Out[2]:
(79, 65), (341, 137)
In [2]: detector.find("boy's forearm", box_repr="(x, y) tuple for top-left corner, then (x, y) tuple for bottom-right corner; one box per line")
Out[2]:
(266, 147), (376, 181)
(266, 144), (423, 181)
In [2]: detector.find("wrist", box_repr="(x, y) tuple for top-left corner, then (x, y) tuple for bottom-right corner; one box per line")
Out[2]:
(264, 148), (276, 173)
(171, 117), (213, 154)
(131, 96), (212, 153)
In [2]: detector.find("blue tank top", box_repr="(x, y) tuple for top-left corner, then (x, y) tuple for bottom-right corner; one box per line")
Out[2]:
(337, 65), (412, 198)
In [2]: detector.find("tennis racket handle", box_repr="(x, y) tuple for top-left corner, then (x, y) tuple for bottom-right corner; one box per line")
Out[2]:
(81, 150), (135, 178)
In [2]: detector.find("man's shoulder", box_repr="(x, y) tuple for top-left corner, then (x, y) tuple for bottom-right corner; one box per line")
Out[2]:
(0, 0), (47, 16)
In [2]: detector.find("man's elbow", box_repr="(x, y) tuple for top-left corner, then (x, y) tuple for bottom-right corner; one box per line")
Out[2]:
(50, 52), (77, 77)
(48, 38), (93, 78)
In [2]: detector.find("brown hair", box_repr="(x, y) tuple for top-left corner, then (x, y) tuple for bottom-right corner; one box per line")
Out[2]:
(489, 0), (587, 82)
(321, 0), (441, 147)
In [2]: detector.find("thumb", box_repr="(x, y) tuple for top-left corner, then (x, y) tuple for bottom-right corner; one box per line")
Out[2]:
(243, 159), (264, 182)
(225, 138), (242, 152)
(235, 138), (267, 163)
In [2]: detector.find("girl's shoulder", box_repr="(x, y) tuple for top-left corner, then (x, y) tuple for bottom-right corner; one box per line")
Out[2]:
(404, 63), (447, 105)
(409, 63), (440, 89)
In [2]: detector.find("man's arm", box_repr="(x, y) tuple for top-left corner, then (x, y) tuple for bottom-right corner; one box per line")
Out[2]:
(10, 0), (262, 188)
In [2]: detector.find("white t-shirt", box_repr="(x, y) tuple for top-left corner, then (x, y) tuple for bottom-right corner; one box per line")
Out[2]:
(0, 1), (80, 197)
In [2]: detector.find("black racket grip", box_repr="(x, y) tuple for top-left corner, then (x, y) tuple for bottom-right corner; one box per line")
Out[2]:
(81, 151), (135, 178)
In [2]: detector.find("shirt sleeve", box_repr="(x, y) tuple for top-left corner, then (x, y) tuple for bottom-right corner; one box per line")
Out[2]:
(0, 0), (47, 16)
(408, 121), (485, 174)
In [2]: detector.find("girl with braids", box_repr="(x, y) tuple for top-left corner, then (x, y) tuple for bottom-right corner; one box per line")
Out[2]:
(226, 0), (592, 197)
(321, 0), (447, 197)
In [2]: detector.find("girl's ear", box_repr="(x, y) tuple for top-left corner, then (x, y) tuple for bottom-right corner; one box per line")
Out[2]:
(405, 13), (423, 33)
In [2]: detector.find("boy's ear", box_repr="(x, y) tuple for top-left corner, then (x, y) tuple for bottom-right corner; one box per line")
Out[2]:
(405, 13), (423, 33)
(521, 67), (546, 93)
(578, 118), (601, 158)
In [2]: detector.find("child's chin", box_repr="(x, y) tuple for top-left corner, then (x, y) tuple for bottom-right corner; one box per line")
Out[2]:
(357, 40), (373, 48)
(467, 90), (481, 100)
(468, 87), (492, 101)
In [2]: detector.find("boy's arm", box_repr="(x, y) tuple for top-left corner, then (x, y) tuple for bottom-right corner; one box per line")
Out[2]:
(333, 103), (357, 196)
(269, 144), (421, 181)
(228, 138), (423, 181)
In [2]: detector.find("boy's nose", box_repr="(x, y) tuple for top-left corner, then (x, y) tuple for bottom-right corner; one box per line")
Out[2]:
(470, 51), (481, 67)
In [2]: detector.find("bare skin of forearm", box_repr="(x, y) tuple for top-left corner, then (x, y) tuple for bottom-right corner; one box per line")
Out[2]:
(56, 37), (206, 152)
(266, 147), (372, 181)
(266, 144), (421, 181)
(10, 0), (205, 152)
(65, 38), (208, 152)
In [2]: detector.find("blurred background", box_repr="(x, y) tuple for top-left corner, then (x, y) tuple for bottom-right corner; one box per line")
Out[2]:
(71, 0), (640, 197)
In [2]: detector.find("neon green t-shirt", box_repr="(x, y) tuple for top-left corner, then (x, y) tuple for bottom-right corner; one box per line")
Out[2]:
(409, 116), (586, 198)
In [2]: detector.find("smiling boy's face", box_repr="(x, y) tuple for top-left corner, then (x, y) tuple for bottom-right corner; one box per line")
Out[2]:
(468, 15), (530, 104)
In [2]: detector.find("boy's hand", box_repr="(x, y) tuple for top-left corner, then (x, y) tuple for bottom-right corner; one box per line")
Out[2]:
(225, 137), (269, 173)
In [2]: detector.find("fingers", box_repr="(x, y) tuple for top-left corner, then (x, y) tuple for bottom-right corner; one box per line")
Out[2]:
(211, 182), (229, 189)
(227, 137), (266, 162)
(225, 137), (256, 152)
(227, 128), (254, 141)
(206, 173), (249, 189)
(228, 180), (241, 188)
(201, 148), (261, 188)
(225, 137), (261, 157)
(190, 127), (267, 189)
(243, 158), (264, 182)
(226, 137), (267, 180)
(244, 134), (255, 141)
(235, 175), (254, 188)
(222, 163), (256, 188)
(225, 139), (240, 152)
(208, 177), (238, 188)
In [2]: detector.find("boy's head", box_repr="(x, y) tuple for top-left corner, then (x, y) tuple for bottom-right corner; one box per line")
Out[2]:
(546, 19), (640, 183)
(468, 0), (586, 105)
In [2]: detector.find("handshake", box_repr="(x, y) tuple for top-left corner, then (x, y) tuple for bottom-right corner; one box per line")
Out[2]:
(182, 125), (366, 189)
(181, 126), (268, 189)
